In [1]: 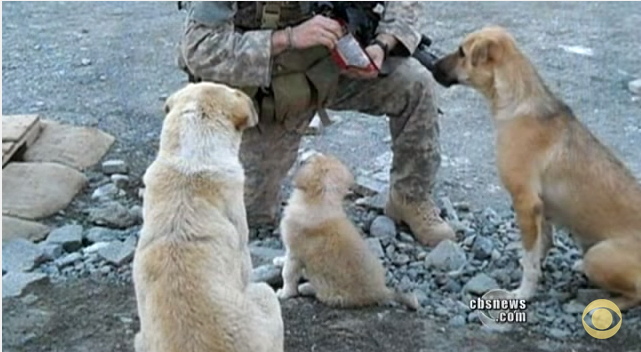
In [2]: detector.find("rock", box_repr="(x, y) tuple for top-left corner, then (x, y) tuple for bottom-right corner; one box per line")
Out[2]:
(305, 114), (324, 135)
(2, 162), (88, 220)
(22, 120), (115, 170)
(46, 224), (83, 252)
(365, 238), (385, 258)
(2, 239), (45, 272)
(576, 288), (611, 305)
(398, 232), (415, 243)
(85, 226), (122, 243)
(89, 202), (137, 228)
(39, 243), (64, 261)
(101, 160), (128, 175)
(472, 236), (494, 260)
(467, 311), (480, 324)
(129, 205), (143, 223)
(393, 254), (410, 266)
(250, 264), (282, 286)
(2, 272), (49, 298)
(424, 240), (466, 272)
(91, 183), (120, 200)
(80, 58), (92, 66)
(54, 252), (83, 269)
(449, 315), (467, 327)
(83, 242), (110, 254)
(435, 307), (449, 317)
(369, 216), (396, 239)
(440, 197), (459, 222)
(562, 301), (585, 314)
(548, 327), (571, 339)
(111, 174), (129, 189)
(249, 245), (285, 267)
(464, 273), (499, 295)
(628, 78), (641, 95)
(97, 240), (135, 266)
(355, 189), (388, 211)
(353, 172), (388, 197)
(2, 216), (50, 243)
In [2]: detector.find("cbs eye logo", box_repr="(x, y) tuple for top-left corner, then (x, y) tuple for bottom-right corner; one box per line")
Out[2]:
(582, 299), (622, 339)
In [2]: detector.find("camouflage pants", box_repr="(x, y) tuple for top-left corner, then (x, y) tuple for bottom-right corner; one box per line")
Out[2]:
(241, 57), (442, 226)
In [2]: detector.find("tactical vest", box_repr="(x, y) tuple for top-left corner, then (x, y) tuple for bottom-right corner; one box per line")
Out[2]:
(187, 2), (341, 125)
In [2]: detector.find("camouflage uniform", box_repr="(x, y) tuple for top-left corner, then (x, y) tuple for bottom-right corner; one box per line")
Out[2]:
(178, 1), (455, 246)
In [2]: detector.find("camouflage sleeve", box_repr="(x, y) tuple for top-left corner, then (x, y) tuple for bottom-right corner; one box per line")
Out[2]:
(181, 1), (273, 87)
(376, 1), (422, 55)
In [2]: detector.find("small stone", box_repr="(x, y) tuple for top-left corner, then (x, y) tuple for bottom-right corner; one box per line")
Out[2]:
(101, 160), (128, 175)
(353, 173), (387, 197)
(628, 78), (641, 95)
(111, 174), (130, 189)
(249, 245), (285, 267)
(365, 238), (385, 258)
(46, 224), (83, 252)
(369, 216), (396, 239)
(2, 272), (49, 298)
(84, 242), (110, 254)
(398, 232), (415, 243)
(99, 266), (112, 274)
(97, 241), (135, 266)
(449, 315), (467, 327)
(85, 226), (121, 243)
(89, 202), (137, 229)
(440, 197), (459, 222)
(424, 240), (466, 272)
(99, 75), (107, 81)
(562, 301), (587, 314)
(21, 293), (39, 305)
(464, 273), (499, 295)
(54, 252), (83, 268)
(435, 307), (449, 317)
(250, 264), (282, 286)
(576, 288), (611, 304)
(472, 236), (494, 260)
(393, 254), (410, 266)
(129, 205), (143, 223)
(305, 114), (324, 135)
(490, 249), (501, 262)
(2, 239), (45, 272)
(467, 311), (480, 324)
(91, 183), (120, 200)
(39, 243), (64, 261)
(80, 58), (92, 66)
(548, 327), (571, 339)
(463, 235), (476, 247)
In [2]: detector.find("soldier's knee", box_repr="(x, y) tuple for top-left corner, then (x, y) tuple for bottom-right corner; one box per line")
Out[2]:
(394, 58), (434, 96)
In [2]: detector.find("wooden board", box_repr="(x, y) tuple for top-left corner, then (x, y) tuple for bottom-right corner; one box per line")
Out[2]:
(2, 114), (42, 167)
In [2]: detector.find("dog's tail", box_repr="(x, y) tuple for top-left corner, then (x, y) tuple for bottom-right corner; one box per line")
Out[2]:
(389, 289), (419, 311)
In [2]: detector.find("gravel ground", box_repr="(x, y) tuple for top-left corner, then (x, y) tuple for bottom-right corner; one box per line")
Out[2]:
(3, 2), (641, 352)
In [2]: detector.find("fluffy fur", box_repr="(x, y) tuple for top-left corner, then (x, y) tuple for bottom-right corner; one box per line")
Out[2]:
(132, 82), (284, 352)
(432, 26), (641, 310)
(274, 152), (419, 310)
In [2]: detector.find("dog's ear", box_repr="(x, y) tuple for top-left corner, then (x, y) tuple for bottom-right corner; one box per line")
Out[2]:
(470, 38), (501, 67)
(230, 90), (259, 131)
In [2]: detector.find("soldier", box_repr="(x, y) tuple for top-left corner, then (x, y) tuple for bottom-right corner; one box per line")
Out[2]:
(177, 1), (455, 246)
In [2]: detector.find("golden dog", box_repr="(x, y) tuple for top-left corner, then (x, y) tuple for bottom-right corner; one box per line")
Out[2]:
(432, 26), (641, 309)
(274, 152), (419, 310)
(132, 82), (284, 352)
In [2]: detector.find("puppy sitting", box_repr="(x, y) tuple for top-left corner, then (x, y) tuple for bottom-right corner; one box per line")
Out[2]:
(432, 26), (641, 309)
(133, 82), (284, 352)
(274, 152), (419, 311)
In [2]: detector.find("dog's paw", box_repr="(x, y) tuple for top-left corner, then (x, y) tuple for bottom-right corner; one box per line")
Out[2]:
(272, 256), (286, 268)
(276, 288), (298, 300)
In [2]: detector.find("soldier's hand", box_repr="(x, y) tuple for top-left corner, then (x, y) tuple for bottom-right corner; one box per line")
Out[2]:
(292, 15), (344, 50)
(342, 44), (385, 80)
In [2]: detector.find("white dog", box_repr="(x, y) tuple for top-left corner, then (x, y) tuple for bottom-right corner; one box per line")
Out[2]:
(133, 82), (284, 352)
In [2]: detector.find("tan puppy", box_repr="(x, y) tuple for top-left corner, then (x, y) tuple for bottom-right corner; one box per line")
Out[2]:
(132, 82), (284, 352)
(274, 152), (419, 310)
(432, 26), (641, 309)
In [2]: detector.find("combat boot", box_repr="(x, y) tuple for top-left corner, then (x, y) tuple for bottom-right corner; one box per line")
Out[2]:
(384, 189), (456, 247)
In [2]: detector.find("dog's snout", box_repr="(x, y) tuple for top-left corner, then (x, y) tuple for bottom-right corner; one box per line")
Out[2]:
(431, 59), (458, 88)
